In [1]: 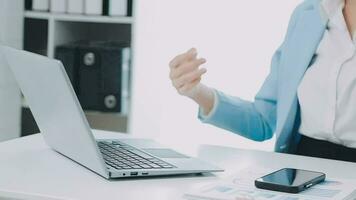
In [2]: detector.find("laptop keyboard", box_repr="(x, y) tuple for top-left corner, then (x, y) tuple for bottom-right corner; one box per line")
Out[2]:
(97, 141), (175, 170)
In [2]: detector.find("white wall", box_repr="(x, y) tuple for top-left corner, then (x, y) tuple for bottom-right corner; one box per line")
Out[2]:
(131, 0), (302, 153)
(0, 0), (23, 141)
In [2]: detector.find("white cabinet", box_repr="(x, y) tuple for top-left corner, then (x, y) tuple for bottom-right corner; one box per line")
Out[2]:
(22, 7), (134, 134)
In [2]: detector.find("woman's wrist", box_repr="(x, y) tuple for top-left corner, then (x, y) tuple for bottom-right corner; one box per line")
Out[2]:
(189, 84), (215, 115)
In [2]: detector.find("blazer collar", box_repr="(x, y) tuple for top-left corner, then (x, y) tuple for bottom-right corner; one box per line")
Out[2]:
(276, 2), (329, 135)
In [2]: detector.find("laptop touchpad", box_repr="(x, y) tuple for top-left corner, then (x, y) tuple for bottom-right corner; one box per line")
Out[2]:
(143, 148), (190, 159)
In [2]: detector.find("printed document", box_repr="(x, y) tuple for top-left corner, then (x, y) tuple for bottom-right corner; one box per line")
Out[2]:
(184, 167), (356, 200)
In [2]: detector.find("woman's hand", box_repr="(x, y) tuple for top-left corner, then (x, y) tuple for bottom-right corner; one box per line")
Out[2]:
(169, 48), (207, 98)
(169, 48), (215, 115)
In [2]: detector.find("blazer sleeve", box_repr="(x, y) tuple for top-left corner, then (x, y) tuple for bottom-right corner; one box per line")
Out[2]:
(198, 4), (303, 142)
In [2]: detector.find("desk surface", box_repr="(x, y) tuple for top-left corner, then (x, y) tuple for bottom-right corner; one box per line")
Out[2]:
(1, 130), (356, 200)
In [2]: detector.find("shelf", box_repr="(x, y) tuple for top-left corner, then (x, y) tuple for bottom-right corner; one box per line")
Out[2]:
(24, 11), (134, 24)
(85, 111), (128, 133)
(85, 110), (128, 118)
(22, 97), (127, 117)
(22, 98), (128, 133)
(22, 7), (133, 135)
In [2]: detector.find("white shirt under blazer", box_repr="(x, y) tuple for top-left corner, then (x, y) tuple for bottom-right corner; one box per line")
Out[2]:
(298, 0), (356, 148)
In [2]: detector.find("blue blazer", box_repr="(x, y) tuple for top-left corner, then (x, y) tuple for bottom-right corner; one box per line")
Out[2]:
(199, 0), (329, 153)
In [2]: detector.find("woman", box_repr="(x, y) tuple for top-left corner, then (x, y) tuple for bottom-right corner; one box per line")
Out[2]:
(169, 0), (356, 162)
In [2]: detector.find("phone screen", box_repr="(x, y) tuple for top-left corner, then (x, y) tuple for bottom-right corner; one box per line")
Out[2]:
(258, 168), (324, 187)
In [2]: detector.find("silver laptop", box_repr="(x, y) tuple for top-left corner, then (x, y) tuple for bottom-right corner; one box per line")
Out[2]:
(0, 46), (223, 179)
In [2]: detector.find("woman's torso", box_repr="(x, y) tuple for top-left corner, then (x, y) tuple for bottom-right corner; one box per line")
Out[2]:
(298, 0), (356, 148)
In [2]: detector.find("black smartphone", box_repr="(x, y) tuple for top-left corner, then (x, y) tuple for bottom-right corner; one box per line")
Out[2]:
(255, 168), (326, 193)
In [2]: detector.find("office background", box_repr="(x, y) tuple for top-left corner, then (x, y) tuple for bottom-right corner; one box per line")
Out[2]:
(0, 0), (301, 152)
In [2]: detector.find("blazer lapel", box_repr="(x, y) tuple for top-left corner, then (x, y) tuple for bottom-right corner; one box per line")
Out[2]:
(276, 7), (328, 135)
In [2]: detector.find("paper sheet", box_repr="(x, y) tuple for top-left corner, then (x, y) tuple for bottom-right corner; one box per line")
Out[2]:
(184, 168), (356, 200)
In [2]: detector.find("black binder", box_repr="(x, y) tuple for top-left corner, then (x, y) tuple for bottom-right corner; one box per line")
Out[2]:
(103, 0), (133, 16)
(55, 44), (79, 93)
(55, 41), (130, 113)
(25, 0), (33, 10)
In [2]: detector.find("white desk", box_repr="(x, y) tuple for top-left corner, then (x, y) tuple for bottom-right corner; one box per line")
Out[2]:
(1, 130), (356, 200)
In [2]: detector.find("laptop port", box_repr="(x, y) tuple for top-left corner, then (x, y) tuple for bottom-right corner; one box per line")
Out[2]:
(142, 172), (149, 176)
(130, 172), (138, 176)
